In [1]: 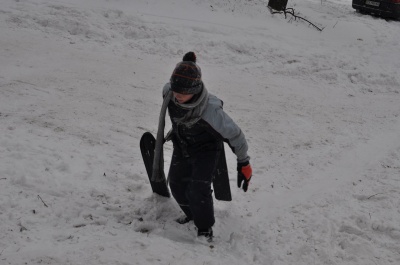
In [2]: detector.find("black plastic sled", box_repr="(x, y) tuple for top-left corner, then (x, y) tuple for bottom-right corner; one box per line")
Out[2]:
(140, 132), (170, 197)
(213, 143), (232, 201)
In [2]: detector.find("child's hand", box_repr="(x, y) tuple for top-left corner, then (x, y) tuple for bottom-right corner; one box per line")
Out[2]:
(237, 162), (252, 192)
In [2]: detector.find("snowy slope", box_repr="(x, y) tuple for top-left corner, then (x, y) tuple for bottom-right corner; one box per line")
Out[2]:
(1, 0), (399, 264)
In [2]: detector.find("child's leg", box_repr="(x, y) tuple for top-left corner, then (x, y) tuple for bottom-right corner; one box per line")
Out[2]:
(168, 151), (193, 219)
(187, 151), (218, 231)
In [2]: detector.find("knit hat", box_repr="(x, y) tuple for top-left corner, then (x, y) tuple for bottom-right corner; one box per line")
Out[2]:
(170, 52), (203, 94)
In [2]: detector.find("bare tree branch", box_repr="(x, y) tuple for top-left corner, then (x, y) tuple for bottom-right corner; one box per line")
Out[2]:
(269, 7), (324, 32)
(37, 195), (49, 207)
(367, 193), (384, 200)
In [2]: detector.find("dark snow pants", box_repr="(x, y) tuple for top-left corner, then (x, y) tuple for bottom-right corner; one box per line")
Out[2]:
(168, 149), (218, 230)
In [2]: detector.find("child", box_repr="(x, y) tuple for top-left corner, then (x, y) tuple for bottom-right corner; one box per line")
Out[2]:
(162, 52), (252, 239)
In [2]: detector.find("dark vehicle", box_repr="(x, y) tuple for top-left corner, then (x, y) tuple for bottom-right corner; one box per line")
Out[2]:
(352, 0), (400, 19)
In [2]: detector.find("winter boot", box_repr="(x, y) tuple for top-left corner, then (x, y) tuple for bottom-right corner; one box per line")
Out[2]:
(197, 227), (213, 240)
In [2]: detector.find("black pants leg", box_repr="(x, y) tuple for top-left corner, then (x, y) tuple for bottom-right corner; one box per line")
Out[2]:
(168, 150), (218, 230)
(168, 152), (193, 220)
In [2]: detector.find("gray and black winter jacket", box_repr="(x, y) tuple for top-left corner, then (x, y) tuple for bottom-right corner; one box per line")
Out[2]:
(163, 83), (249, 163)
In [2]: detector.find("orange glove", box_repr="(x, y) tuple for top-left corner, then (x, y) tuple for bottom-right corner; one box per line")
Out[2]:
(237, 162), (252, 192)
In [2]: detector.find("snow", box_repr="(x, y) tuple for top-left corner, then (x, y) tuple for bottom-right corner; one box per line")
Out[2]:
(1, 0), (399, 264)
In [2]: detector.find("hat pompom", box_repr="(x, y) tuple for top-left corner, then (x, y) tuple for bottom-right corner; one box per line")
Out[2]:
(182, 51), (196, 63)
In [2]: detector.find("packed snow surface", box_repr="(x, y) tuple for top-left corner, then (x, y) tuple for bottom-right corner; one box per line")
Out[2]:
(1, 0), (399, 264)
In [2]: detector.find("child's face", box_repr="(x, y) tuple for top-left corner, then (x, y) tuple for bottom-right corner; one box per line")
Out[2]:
(173, 92), (194, 104)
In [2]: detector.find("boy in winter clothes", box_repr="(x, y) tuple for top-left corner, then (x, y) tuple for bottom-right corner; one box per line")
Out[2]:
(163, 52), (252, 239)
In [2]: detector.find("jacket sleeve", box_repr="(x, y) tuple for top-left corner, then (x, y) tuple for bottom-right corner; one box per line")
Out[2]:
(202, 97), (250, 163)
